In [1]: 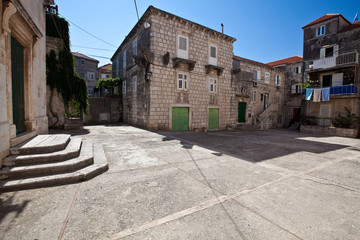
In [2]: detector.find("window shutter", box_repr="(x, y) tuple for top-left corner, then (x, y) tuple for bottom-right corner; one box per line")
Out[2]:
(179, 36), (187, 50)
(334, 45), (339, 57)
(253, 70), (257, 80)
(298, 66), (301, 73)
(320, 48), (325, 58)
(257, 71), (261, 80)
(291, 85), (296, 93)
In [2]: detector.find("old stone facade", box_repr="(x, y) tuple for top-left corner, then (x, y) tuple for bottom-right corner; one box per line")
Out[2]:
(99, 63), (112, 79)
(73, 52), (99, 97)
(302, 14), (360, 125)
(232, 56), (285, 129)
(111, 6), (236, 131)
(267, 56), (304, 126)
(0, 0), (48, 166)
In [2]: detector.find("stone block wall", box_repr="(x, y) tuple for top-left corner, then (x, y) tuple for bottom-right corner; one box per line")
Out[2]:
(83, 97), (122, 124)
(232, 58), (285, 128)
(147, 13), (236, 130)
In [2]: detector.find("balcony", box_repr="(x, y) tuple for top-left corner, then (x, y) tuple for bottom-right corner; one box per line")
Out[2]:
(308, 51), (358, 71)
(302, 85), (358, 96)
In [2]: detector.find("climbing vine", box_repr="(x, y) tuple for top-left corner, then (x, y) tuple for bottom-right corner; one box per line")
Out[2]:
(46, 13), (88, 118)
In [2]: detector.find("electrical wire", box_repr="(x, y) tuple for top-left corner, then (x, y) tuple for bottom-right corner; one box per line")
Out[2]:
(71, 45), (115, 52)
(59, 13), (117, 48)
(134, 0), (140, 21)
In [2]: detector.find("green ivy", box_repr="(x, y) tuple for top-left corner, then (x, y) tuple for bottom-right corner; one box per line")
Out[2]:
(46, 13), (88, 116)
(96, 77), (121, 89)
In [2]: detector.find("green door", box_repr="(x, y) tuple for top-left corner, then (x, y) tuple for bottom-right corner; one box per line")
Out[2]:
(238, 102), (246, 122)
(208, 108), (219, 130)
(11, 37), (26, 134)
(172, 107), (189, 131)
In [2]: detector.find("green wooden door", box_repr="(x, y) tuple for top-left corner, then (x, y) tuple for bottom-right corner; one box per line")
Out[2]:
(238, 102), (246, 122)
(11, 37), (26, 134)
(172, 107), (189, 131)
(208, 108), (219, 130)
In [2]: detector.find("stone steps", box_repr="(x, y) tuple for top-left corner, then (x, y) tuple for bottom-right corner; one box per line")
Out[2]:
(0, 134), (108, 192)
(10, 134), (71, 155)
(3, 137), (82, 166)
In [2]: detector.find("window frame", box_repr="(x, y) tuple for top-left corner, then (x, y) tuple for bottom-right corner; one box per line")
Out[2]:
(316, 25), (325, 37)
(132, 75), (137, 91)
(80, 59), (85, 65)
(122, 80), (126, 94)
(275, 74), (281, 86)
(177, 72), (188, 91)
(177, 35), (189, 59)
(264, 72), (270, 84)
(87, 71), (95, 80)
(251, 91), (256, 102)
(209, 44), (217, 65)
(209, 77), (217, 93)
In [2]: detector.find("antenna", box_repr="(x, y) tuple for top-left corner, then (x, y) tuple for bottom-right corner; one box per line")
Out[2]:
(134, 0), (139, 21)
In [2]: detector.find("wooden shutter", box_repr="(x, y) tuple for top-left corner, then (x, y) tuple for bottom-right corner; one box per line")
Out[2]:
(320, 48), (325, 59)
(334, 45), (339, 57)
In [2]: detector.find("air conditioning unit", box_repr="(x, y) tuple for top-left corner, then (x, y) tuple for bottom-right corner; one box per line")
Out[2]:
(276, 86), (281, 90)
(253, 81), (258, 87)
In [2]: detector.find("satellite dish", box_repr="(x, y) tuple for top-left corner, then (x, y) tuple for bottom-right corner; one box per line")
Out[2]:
(144, 22), (150, 28)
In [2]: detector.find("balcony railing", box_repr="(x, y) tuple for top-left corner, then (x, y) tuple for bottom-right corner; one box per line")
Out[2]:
(308, 51), (358, 71)
(302, 85), (358, 96)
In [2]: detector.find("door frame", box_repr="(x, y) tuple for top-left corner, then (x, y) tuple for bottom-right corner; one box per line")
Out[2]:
(6, 11), (38, 137)
(170, 104), (191, 131)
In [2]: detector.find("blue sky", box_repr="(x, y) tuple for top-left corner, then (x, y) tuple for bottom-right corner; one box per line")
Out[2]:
(59, 0), (360, 67)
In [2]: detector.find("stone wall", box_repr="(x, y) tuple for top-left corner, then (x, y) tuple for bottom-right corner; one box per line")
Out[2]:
(300, 125), (359, 138)
(83, 97), (122, 124)
(232, 57), (285, 128)
(146, 13), (235, 130)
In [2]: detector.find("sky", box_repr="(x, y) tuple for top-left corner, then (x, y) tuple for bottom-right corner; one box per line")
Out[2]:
(58, 0), (360, 67)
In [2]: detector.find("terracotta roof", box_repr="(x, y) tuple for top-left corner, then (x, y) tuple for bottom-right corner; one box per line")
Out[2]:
(72, 52), (99, 63)
(233, 55), (281, 72)
(339, 21), (360, 32)
(266, 56), (303, 66)
(99, 63), (112, 69)
(302, 14), (351, 29)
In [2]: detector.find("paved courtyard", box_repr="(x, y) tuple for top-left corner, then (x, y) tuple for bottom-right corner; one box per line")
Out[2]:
(1, 125), (360, 239)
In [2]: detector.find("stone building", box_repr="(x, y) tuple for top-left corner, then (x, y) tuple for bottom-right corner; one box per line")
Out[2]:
(99, 63), (112, 79)
(302, 14), (360, 125)
(111, 6), (236, 131)
(267, 56), (304, 126)
(73, 52), (99, 97)
(0, 0), (49, 166)
(232, 56), (285, 129)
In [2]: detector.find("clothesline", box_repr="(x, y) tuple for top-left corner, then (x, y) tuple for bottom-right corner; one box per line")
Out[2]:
(305, 88), (330, 102)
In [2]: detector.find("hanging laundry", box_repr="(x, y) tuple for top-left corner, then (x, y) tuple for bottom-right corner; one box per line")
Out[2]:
(313, 89), (321, 102)
(305, 88), (313, 100)
(321, 87), (330, 101)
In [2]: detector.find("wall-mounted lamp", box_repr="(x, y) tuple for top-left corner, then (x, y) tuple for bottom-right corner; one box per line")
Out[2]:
(146, 71), (152, 80)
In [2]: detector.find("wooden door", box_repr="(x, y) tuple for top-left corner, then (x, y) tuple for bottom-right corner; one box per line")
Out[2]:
(172, 107), (189, 131)
(11, 37), (26, 134)
(238, 102), (246, 122)
(208, 108), (219, 130)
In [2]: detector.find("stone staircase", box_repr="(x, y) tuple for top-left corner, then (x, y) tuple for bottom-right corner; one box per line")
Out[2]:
(0, 134), (108, 192)
(254, 104), (278, 130)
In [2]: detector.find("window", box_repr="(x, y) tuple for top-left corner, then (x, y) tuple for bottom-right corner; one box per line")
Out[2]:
(132, 38), (137, 64)
(209, 78), (217, 93)
(295, 66), (301, 74)
(122, 81), (126, 94)
(320, 104), (331, 118)
(80, 59), (85, 65)
(177, 73), (188, 90)
(322, 74), (332, 87)
(253, 70), (261, 81)
(132, 75), (137, 91)
(275, 75), (281, 85)
(177, 35), (188, 59)
(123, 51), (126, 71)
(276, 93), (280, 103)
(291, 84), (302, 94)
(251, 91), (256, 102)
(87, 72), (94, 80)
(209, 45), (217, 65)
(320, 45), (338, 59)
(316, 25), (325, 37)
(265, 72), (270, 84)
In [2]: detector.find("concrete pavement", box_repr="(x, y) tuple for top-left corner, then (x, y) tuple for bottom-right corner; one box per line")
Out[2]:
(1, 125), (360, 239)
